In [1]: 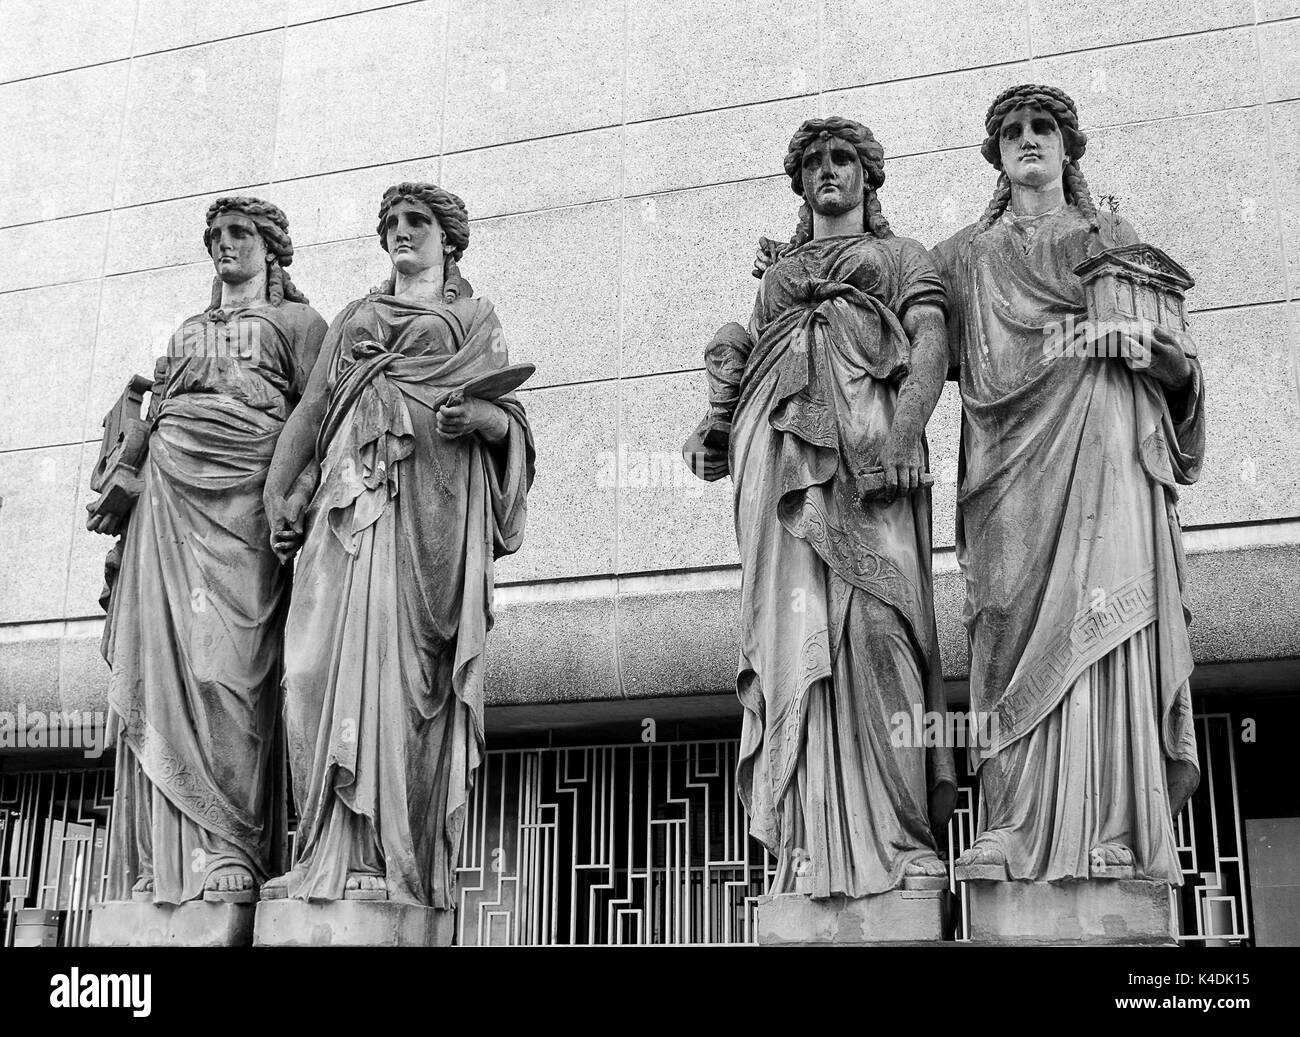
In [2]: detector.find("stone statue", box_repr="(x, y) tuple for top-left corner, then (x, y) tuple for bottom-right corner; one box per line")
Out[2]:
(930, 85), (1204, 887)
(258, 182), (534, 918)
(90, 198), (328, 910)
(684, 118), (956, 909)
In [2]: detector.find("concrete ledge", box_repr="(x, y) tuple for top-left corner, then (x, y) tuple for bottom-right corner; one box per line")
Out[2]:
(253, 899), (454, 947)
(89, 900), (254, 947)
(755, 890), (948, 945)
(3, 526), (1299, 719)
(966, 879), (1175, 946)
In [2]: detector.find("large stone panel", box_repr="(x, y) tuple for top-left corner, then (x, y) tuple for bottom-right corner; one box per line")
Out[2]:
(65, 444), (116, 620)
(493, 381), (619, 583)
(1181, 304), (1300, 528)
(619, 177), (788, 377)
(274, 4), (445, 181)
(443, 0), (624, 153)
(0, 445), (80, 623)
(82, 262), (212, 439)
(0, 0), (136, 82)
(625, 0), (817, 122)
(0, 282), (103, 452)
(0, 61), (129, 225)
(132, 0), (286, 54)
(445, 128), (622, 220)
(1260, 18), (1300, 102)
(825, 64), (1032, 161)
(0, 212), (109, 294)
(1271, 102), (1300, 291)
(115, 34), (283, 208)
(616, 372), (737, 574)
(1086, 109), (1287, 312)
(470, 201), (621, 388)
(822, 0), (1028, 91)
(1028, 0), (1252, 55)
(1035, 27), (1260, 128)
(623, 97), (819, 198)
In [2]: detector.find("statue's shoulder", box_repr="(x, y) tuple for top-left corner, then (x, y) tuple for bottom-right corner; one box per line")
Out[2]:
(276, 299), (328, 329)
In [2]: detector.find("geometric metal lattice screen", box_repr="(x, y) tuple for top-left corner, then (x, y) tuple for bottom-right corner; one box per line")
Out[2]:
(0, 713), (1251, 947)
(455, 740), (776, 945)
(1170, 713), (1252, 944)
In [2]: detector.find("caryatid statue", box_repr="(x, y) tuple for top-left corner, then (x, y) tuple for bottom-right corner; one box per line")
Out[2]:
(91, 198), (328, 905)
(260, 182), (535, 908)
(932, 85), (1205, 883)
(684, 118), (956, 900)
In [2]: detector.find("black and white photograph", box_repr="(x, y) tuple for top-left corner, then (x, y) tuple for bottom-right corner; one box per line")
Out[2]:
(0, 0), (1296, 1020)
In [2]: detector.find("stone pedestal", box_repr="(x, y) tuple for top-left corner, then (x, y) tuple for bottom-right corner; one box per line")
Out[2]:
(89, 901), (255, 947)
(253, 899), (455, 947)
(755, 889), (948, 945)
(965, 879), (1175, 945)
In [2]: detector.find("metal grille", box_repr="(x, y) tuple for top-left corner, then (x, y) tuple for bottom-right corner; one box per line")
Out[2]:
(455, 740), (776, 945)
(0, 710), (1255, 947)
(1171, 713), (1251, 944)
(0, 768), (113, 948)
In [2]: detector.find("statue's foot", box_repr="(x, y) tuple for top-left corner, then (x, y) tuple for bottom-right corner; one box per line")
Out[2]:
(344, 871), (388, 901)
(1089, 843), (1135, 880)
(954, 842), (1009, 882)
(259, 872), (292, 901)
(130, 875), (155, 903)
(903, 853), (949, 890)
(203, 863), (257, 904)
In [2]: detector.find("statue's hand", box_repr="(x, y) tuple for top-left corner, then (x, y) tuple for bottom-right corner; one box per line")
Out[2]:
(86, 503), (123, 537)
(266, 487), (309, 565)
(878, 422), (923, 502)
(437, 396), (505, 439)
(682, 429), (728, 482)
(1113, 319), (1193, 390)
(752, 237), (789, 279)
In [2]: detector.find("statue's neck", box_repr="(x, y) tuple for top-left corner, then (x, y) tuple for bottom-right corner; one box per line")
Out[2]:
(812, 201), (865, 240)
(219, 267), (269, 309)
(394, 265), (446, 306)
(1009, 177), (1067, 218)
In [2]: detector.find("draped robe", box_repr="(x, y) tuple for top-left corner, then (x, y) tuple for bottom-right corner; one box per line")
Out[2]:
(697, 233), (956, 898)
(102, 300), (327, 903)
(932, 207), (1204, 882)
(281, 293), (533, 907)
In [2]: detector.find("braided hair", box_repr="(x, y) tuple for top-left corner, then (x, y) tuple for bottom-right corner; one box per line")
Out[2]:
(976, 84), (1099, 234)
(375, 181), (472, 300)
(783, 116), (893, 248)
(203, 196), (308, 306)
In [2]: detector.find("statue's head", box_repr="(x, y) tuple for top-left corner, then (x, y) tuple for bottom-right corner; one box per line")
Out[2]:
(376, 182), (470, 293)
(202, 196), (306, 306)
(981, 84), (1087, 187)
(783, 116), (892, 245)
(976, 84), (1099, 233)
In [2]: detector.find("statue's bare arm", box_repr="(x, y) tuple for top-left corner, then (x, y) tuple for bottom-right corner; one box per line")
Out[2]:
(264, 331), (334, 561)
(879, 301), (947, 501)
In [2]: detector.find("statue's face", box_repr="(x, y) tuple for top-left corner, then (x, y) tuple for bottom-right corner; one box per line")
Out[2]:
(997, 104), (1067, 189)
(383, 198), (447, 277)
(208, 212), (269, 285)
(800, 134), (864, 218)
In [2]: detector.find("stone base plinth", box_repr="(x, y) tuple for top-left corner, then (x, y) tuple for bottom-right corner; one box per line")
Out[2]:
(966, 879), (1175, 945)
(89, 901), (255, 947)
(253, 899), (454, 947)
(755, 889), (948, 945)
